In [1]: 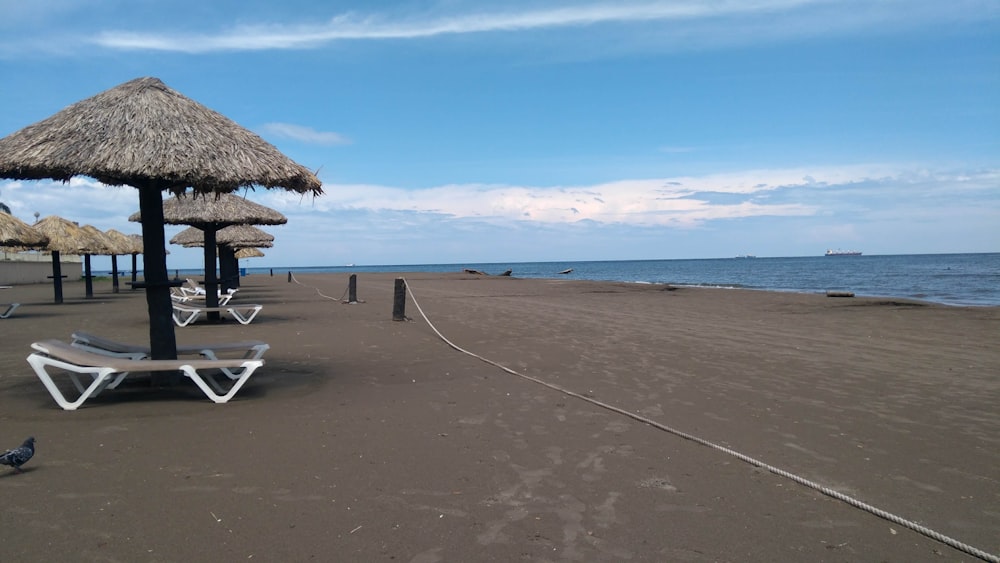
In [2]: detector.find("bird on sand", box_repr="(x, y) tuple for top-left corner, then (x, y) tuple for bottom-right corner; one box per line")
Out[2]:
(0, 437), (35, 473)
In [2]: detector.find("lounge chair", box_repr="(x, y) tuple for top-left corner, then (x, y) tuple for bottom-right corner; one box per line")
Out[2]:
(27, 339), (265, 410)
(172, 302), (263, 326)
(1, 303), (19, 319)
(171, 287), (234, 306)
(181, 278), (237, 298)
(70, 331), (269, 379)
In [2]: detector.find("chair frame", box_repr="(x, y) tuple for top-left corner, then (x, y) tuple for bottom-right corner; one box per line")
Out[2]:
(172, 302), (262, 326)
(1, 303), (19, 319)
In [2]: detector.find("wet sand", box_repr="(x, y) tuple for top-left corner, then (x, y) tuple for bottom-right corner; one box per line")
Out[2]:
(1, 272), (997, 562)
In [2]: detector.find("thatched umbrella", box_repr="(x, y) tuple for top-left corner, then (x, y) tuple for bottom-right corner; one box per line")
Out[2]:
(170, 224), (274, 291)
(32, 215), (94, 303)
(133, 192), (286, 319)
(235, 247), (265, 259)
(0, 213), (49, 248)
(0, 77), (321, 364)
(171, 224), (275, 247)
(104, 229), (139, 293)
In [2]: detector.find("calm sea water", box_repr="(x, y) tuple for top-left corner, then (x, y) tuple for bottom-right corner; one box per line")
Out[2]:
(239, 253), (999, 307)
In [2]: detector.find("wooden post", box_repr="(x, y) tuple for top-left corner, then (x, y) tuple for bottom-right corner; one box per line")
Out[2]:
(111, 255), (120, 293)
(288, 271), (292, 283)
(348, 274), (358, 303)
(84, 254), (94, 298)
(392, 278), (407, 321)
(51, 251), (63, 304)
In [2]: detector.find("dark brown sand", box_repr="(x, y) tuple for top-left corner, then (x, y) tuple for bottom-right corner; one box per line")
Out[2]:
(1, 273), (997, 562)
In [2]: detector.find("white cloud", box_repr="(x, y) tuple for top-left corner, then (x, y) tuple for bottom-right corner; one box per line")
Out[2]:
(258, 123), (351, 146)
(86, 0), (996, 54)
(3, 162), (994, 267)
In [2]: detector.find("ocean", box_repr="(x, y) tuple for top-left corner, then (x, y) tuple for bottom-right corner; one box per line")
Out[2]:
(236, 253), (1000, 308)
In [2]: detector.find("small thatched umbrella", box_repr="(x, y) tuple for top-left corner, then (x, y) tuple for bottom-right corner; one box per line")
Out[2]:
(32, 215), (94, 303)
(126, 234), (146, 288)
(133, 192), (286, 319)
(0, 213), (49, 249)
(235, 247), (265, 259)
(0, 77), (321, 364)
(78, 224), (119, 298)
(170, 224), (274, 291)
(104, 229), (140, 293)
(234, 247), (265, 277)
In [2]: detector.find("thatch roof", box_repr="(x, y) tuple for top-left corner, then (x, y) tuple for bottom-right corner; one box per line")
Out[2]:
(104, 229), (141, 255)
(79, 225), (117, 255)
(0, 77), (322, 196)
(32, 215), (93, 254)
(170, 224), (274, 248)
(129, 192), (287, 226)
(234, 247), (265, 259)
(0, 213), (49, 248)
(126, 234), (146, 254)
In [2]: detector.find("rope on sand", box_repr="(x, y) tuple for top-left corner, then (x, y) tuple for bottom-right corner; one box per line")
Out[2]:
(401, 278), (999, 563)
(289, 272), (349, 302)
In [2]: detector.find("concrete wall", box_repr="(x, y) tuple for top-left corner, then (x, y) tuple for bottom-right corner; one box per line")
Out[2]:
(0, 259), (83, 285)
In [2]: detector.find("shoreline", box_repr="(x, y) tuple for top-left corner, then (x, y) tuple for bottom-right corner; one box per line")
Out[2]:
(1, 272), (998, 561)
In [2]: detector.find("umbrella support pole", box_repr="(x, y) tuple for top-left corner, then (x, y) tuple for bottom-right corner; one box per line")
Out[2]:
(138, 184), (179, 383)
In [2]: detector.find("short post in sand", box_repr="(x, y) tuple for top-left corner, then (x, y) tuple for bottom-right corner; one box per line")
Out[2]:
(348, 274), (358, 304)
(392, 278), (407, 321)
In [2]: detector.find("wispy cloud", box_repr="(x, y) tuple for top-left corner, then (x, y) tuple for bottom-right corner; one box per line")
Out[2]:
(85, 0), (992, 54)
(258, 123), (351, 146)
(255, 164), (996, 228)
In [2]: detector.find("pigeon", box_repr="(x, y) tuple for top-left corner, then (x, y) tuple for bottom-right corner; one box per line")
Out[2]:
(0, 437), (35, 473)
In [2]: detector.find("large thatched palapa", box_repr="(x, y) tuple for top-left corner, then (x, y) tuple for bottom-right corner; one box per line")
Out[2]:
(132, 191), (285, 317)
(0, 77), (321, 363)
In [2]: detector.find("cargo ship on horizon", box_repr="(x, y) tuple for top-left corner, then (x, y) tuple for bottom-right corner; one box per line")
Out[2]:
(825, 249), (862, 256)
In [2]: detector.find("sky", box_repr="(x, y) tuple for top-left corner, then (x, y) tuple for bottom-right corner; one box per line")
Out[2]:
(0, 0), (997, 270)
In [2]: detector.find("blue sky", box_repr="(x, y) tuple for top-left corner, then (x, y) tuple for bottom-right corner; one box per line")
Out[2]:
(1, 0), (997, 269)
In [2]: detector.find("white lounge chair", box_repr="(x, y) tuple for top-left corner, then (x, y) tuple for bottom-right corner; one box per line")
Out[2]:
(172, 302), (263, 326)
(181, 278), (237, 298)
(27, 339), (265, 410)
(70, 331), (269, 379)
(1, 303), (19, 319)
(171, 287), (234, 306)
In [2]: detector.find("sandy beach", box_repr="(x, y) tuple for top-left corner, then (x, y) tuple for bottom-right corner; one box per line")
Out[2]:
(0, 272), (997, 562)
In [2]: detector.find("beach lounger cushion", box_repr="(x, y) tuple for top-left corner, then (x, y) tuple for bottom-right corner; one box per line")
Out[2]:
(70, 331), (269, 379)
(27, 339), (265, 410)
(172, 302), (262, 326)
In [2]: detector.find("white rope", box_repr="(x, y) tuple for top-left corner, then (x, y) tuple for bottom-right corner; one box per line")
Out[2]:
(288, 272), (352, 302)
(400, 278), (999, 563)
